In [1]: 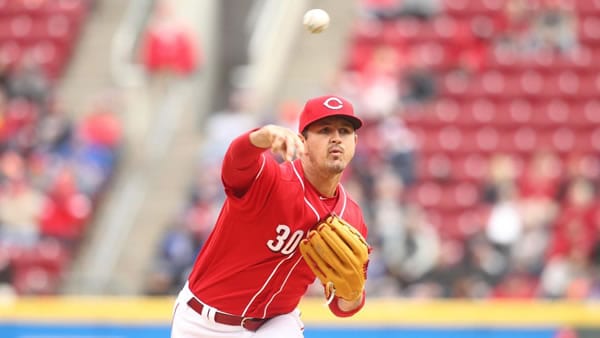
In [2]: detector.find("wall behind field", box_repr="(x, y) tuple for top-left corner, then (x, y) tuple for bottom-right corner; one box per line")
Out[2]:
(1, 298), (599, 338)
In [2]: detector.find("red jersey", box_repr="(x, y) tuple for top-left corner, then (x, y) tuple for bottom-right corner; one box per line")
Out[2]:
(187, 131), (368, 319)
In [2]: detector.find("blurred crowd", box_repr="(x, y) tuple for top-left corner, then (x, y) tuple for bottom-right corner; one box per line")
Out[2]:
(147, 0), (600, 301)
(0, 0), (122, 295)
(328, 0), (600, 300)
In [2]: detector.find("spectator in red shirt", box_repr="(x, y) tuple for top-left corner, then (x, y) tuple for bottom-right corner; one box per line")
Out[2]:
(38, 167), (91, 246)
(518, 149), (561, 229)
(547, 177), (597, 260)
(140, 0), (201, 78)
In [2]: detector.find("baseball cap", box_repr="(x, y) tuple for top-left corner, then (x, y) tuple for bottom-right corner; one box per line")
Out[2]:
(298, 95), (363, 133)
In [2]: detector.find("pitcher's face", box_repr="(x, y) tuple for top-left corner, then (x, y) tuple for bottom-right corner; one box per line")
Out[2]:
(302, 117), (357, 174)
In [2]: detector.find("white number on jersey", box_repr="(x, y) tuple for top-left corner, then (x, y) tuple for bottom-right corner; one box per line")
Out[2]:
(267, 224), (304, 255)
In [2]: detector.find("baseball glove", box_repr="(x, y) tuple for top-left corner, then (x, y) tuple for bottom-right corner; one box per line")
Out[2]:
(299, 214), (370, 302)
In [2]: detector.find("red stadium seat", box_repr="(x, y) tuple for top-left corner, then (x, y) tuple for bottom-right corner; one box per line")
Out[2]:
(432, 98), (461, 125)
(9, 15), (33, 40)
(10, 239), (71, 295)
(461, 99), (497, 128)
(504, 99), (534, 127)
(442, 0), (468, 13)
(432, 15), (459, 43)
(419, 188), (486, 239)
(451, 181), (480, 209)
(418, 152), (453, 181)
(487, 47), (519, 72)
(42, 0), (88, 28)
(531, 100), (571, 129)
(554, 71), (581, 97)
(578, 73), (600, 98)
(452, 153), (489, 182)
(28, 40), (66, 78)
(382, 19), (420, 45)
(583, 100), (600, 124)
(47, 14), (79, 43)
(403, 109), (442, 129)
(435, 186), (466, 212)
(569, 100), (600, 129)
(554, 47), (594, 72)
(509, 127), (539, 155)
(412, 181), (443, 208)
(479, 70), (508, 98)
(413, 125), (464, 154)
(0, 41), (22, 68)
(439, 71), (472, 98)
(0, 0), (42, 16)
(0, 0), (7, 15)
(352, 17), (384, 40)
(518, 70), (546, 98)
(579, 15), (600, 46)
(458, 205), (491, 236)
(577, 0), (600, 14)
(588, 128), (600, 152)
(411, 42), (453, 71)
(474, 127), (501, 153)
(550, 127), (578, 154)
(438, 126), (464, 153)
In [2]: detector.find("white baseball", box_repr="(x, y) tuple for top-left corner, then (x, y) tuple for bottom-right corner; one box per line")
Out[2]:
(303, 8), (330, 34)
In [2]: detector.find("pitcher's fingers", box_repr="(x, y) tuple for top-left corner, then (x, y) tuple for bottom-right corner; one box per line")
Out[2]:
(271, 135), (285, 153)
(294, 137), (306, 157)
(284, 135), (296, 161)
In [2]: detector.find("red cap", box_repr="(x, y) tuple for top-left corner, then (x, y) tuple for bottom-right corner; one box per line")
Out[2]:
(298, 95), (363, 133)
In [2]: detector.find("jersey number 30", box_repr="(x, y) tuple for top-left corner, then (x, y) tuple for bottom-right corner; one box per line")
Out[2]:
(267, 225), (304, 255)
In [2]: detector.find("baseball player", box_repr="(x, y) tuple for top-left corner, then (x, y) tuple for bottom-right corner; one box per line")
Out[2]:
(170, 95), (370, 338)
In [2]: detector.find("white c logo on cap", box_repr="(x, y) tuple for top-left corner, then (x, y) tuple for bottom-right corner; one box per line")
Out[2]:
(323, 97), (343, 110)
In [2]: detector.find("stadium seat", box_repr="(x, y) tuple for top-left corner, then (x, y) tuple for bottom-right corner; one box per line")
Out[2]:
(10, 239), (71, 295)
(519, 71), (546, 99)
(0, 41), (22, 67)
(29, 40), (66, 78)
(577, 0), (600, 14)
(9, 15), (33, 40)
(461, 98), (497, 128)
(531, 100), (571, 129)
(578, 73), (600, 98)
(452, 153), (489, 182)
(579, 15), (600, 46)
(382, 19), (420, 45)
(498, 99), (534, 128)
(412, 181), (443, 208)
(571, 100), (600, 128)
(584, 100), (600, 123)
(419, 152), (453, 182)
(509, 127), (539, 155)
(432, 98), (461, 125)
(432, 15), (459, 43)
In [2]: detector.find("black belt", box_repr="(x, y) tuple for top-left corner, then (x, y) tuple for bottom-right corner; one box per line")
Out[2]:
(186, 298), (269, 332)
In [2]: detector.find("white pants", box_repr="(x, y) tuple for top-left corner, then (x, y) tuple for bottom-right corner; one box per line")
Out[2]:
(170, 283), (304, 338)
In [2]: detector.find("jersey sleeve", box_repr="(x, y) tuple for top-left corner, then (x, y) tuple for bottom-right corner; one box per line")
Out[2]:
(221, 130), (267, 197)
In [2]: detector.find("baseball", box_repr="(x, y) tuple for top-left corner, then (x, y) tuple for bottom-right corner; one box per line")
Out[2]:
(303, 8), (330, 33)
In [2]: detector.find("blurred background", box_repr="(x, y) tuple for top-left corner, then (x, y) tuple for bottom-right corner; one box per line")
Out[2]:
(0, 0), (600, 337)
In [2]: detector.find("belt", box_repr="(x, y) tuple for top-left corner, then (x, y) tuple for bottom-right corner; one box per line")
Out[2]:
(186, 298), (268, 332)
